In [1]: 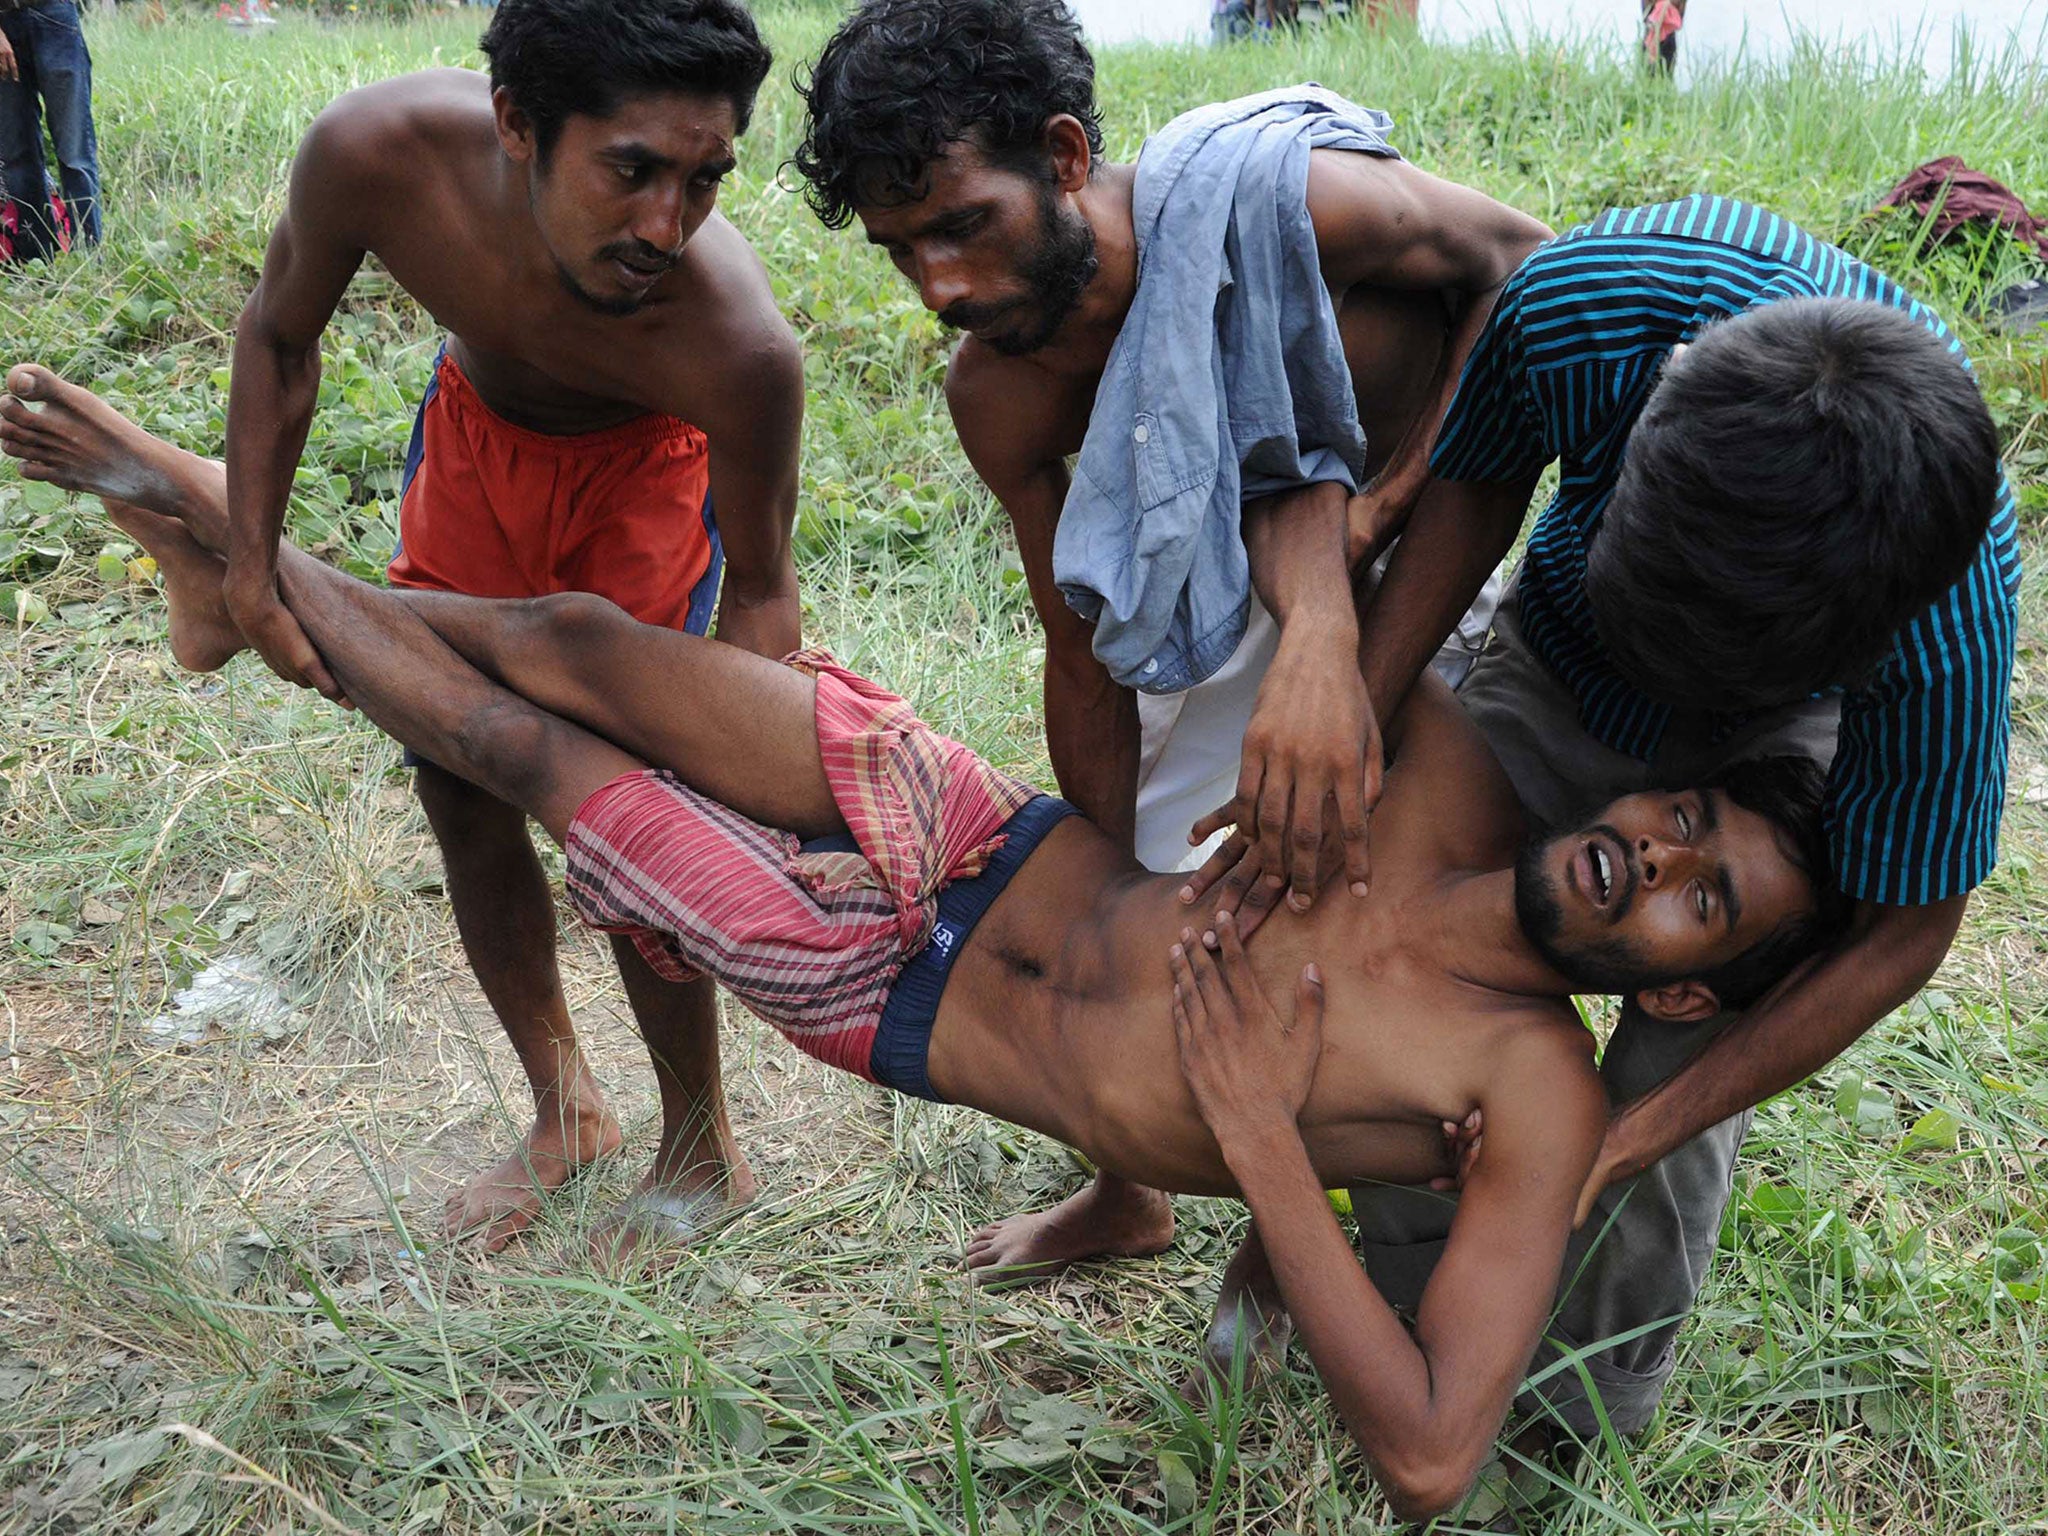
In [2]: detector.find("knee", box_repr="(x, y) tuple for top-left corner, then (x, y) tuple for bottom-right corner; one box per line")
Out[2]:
(415, 750), (532, 840)
(528, 590), (632, 654)
(447, 698), (564, 815)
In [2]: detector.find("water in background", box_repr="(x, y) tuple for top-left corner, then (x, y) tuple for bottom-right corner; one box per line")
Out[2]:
(1067, 0), (2048, 79)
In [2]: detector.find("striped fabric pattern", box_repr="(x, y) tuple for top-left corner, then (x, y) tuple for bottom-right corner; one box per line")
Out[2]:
(562, 652), (1040, 1081)
(1431, 195), (2021, 907)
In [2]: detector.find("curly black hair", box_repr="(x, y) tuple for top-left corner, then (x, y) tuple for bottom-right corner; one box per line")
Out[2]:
(480, 0), (773, 160)
(792, 0), (1105, 230)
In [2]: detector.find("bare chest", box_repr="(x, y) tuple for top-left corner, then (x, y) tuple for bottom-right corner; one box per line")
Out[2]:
(365, 235), (687, 433)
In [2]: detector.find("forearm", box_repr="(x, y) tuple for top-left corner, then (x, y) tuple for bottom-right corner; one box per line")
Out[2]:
(1045, 646), (1140, 847)
(1355, 474), (1528, 724)
(713, 560), (801, 659)
(1354, 280), (1506, 533)
(1222, 1123), (1478, 1520)
(1606, 896), (1966, 1176)
(223, 319), (321, 594)
(1244, 479), (1355, 633)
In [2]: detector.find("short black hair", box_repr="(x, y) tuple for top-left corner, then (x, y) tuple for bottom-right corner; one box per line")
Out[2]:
(1679, 755), (1851, 1009)
(1585, 297), (2000, 710)
(792, 0), (1105, 231)
(480, 0), (772, 160)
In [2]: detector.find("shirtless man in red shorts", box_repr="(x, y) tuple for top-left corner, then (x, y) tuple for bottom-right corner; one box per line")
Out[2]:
(2, 389), (1839, 1523)
(204, 0), (803, 1255)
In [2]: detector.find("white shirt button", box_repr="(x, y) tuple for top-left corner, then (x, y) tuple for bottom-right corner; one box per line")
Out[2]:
(1133, 423), (1150, 444)
(1142, 658), (1160, 677)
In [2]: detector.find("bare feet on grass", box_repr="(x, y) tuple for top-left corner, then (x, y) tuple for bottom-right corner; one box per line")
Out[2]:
(588, 1155), (759, 1270)
(1184, 1231), (1293, 1406)
(1, 363), (217, 521)
(445, 1091), (626, 1254)
(966, 1171), (1174, 1284)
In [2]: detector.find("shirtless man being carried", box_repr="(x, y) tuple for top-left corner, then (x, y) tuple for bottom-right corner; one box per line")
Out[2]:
(0, 385), (1841, 1522)
(153, 0), (805, 1255)
(794, 0), (1552, 1277)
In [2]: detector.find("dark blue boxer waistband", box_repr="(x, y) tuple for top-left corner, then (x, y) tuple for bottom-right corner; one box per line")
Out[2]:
(869, 794), (1080, 1101)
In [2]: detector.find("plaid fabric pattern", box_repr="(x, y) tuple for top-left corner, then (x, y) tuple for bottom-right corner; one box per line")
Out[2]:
(563, 651), (1040, 1081)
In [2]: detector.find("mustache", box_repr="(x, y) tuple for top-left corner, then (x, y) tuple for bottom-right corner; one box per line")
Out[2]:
(935, 299), (1022, 333)
(597, 240), (679, 272)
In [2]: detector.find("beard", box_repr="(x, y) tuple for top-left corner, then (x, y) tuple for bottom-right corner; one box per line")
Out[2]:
(551, 239), (679, 318)
(1512, 829), (1653, 995)
(938, 182), (1099, 357)
(552, 256), (649, 317)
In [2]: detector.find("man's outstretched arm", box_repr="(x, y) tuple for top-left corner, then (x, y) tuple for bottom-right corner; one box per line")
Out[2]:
(223, 102), (381, 700)
(1191, 480), (1372, 913)
(1170, 917), (1604, 1522)
(1577, 893), (1965, 1223)
(694, 306), (804, 661)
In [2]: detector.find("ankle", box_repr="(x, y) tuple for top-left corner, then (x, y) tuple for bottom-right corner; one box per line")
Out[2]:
(647, 1132), (752, 1192)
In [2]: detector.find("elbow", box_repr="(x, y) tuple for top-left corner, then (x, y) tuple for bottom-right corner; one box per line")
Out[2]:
(1370, 1434), (1489, 1525)
(1381, 1467), (1476, 1526)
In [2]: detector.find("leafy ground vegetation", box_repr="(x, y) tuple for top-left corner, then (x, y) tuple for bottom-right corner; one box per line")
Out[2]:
(2, 5), (2045, 1532)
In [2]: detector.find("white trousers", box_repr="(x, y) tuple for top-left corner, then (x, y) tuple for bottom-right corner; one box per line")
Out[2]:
(1131, 567), (1504, 874)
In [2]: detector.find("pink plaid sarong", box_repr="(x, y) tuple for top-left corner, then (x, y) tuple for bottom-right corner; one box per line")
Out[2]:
(563, 650), (1040, 1080)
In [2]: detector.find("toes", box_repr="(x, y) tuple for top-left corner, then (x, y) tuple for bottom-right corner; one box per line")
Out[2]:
(481, 1212), (532, 1253)
(4, 363), (55, 401)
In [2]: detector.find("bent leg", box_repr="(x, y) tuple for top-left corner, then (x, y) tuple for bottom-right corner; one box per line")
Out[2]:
(0, 368), (837, 837)
(100, 490), (642, 845)
(416, 762), (624, 1249)
(391, 588), (839, 839)
(274, 547), (639, 842)
(591, 946), (755, 1264)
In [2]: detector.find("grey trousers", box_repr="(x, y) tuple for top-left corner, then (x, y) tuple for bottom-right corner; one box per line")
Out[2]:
(1350, 577), (1839, 1436)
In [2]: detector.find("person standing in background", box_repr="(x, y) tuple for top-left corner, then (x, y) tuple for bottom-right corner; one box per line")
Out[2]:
(0, 0), (101, 262)
(1643, 0), (1686, 72)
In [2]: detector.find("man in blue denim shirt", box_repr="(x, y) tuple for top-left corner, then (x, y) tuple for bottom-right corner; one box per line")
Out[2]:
(0, 0), (101, 262)
(797, 0), (1547, 1275)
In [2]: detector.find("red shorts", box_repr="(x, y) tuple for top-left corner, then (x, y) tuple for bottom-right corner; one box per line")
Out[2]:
(563, 652), (1042, 1082)
(387, 348), (722, 633)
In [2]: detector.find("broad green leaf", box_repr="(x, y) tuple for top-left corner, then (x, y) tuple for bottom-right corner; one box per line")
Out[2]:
(1158, 1450), (1199, 1520)
(985, 1435), (1070, 1470)
(1901, 1107), (1960, 1152)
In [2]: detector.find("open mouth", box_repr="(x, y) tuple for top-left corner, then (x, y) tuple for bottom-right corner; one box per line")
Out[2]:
(1572, 832), (1628, 914)
(613, 258), (668, 288)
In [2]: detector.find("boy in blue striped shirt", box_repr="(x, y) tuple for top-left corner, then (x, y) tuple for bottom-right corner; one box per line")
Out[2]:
(1205, 194), (2017, 1440)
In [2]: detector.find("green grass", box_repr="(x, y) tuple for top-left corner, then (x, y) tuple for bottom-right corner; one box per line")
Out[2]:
(2, 6), (2046, 1532)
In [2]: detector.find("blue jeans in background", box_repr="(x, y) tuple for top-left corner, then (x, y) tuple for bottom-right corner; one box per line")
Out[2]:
(0, 0), (102, 262)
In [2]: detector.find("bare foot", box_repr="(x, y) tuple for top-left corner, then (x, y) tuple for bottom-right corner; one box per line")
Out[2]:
(965, 1171), (1174, 1284)
(1, 364), (219, 529)
(445, 1096), (625, 1254)
(101, 500), (247, 672)
(1184, 1230), (1293, 1405)
(588, 1158), (758, 1269)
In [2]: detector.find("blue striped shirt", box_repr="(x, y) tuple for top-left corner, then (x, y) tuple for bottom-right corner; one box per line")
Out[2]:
(1432, 195), (2019, 907)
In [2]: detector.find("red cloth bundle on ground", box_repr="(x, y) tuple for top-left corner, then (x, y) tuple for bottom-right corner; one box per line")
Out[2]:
(1876, 156), (2048, 262)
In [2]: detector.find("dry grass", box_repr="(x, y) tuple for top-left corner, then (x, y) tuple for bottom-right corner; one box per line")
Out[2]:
(2, 6), (2046, 1533)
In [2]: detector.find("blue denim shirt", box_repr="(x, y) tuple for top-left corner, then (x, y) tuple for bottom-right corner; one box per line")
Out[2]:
(1052, 86), (1399, 694)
